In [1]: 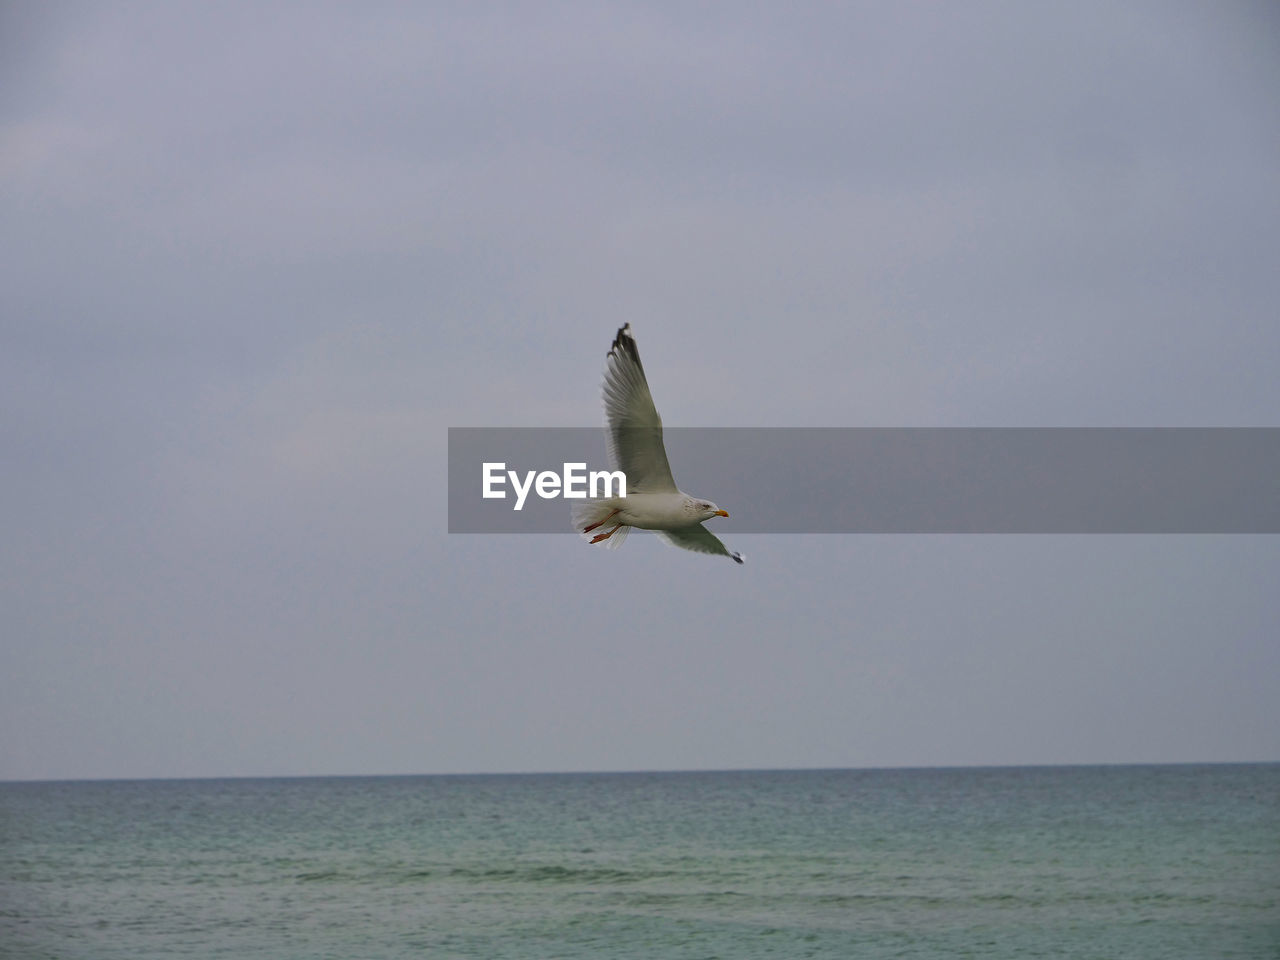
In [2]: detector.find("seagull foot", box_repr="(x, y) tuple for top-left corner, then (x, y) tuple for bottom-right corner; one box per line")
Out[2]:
(582, 508), (620, 534)
(590, 523), (622, 544)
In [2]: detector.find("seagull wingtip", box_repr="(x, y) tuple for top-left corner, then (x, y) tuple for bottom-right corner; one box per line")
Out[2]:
(607, 324), (641, 364)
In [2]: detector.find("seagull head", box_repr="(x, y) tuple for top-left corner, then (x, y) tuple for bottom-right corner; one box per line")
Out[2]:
(689, 498), (730, 521)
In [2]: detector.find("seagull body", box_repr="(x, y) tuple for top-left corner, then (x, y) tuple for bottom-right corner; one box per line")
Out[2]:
(573, 324), (743, 564)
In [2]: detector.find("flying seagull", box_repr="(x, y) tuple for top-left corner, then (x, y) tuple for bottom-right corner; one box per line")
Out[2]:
(573, 324), (743, 564)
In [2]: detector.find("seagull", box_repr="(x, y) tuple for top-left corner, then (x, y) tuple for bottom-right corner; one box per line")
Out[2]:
(573, 324), (743, 564)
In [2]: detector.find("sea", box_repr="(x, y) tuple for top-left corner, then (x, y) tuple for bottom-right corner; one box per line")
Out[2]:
(2, 765), (1277, 959)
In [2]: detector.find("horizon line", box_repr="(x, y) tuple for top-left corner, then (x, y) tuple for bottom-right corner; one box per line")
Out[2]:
(4, 758), (1276, 786)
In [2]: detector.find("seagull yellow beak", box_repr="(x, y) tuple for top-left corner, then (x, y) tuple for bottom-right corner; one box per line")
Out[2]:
(714, 509), (729, 518)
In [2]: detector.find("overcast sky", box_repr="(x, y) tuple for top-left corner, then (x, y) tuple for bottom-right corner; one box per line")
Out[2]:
(3, 2), (1278, 780)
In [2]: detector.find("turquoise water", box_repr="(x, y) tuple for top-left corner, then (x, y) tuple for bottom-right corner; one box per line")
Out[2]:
(2, 765), (1277, 958)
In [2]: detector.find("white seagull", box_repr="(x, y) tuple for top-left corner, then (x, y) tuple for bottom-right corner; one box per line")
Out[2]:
(573, 324), (743, 564)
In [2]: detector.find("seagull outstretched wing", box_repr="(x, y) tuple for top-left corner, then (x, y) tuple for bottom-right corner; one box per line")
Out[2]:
(602, 324), (678, 493)
(656, 525), (744, 564)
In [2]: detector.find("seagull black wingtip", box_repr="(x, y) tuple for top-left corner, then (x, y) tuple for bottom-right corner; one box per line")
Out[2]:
(607, 324), (643, 367)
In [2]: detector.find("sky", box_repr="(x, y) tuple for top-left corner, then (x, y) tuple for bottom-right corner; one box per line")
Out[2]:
(2, 2), (1278, 780)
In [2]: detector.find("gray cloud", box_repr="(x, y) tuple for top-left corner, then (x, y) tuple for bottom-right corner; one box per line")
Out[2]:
(2, 1), (1278, 779)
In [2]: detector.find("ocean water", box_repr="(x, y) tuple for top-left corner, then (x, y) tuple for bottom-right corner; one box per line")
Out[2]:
(2, 765), (1277, 959)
